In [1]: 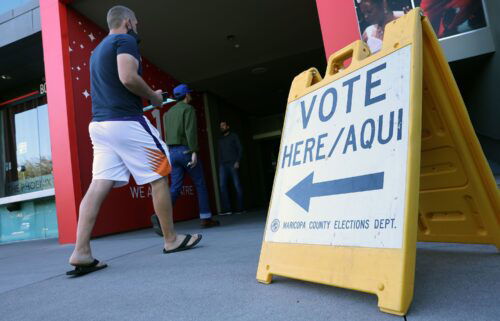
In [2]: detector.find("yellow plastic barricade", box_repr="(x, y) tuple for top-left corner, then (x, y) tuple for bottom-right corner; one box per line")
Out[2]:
(256, 8), (500, 316)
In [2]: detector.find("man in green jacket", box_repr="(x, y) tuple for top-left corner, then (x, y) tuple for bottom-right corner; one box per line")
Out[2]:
(152, 84), (219, 232)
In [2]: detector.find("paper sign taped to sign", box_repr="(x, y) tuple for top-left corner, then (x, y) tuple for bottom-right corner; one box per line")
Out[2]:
(265, 45), (412, 249)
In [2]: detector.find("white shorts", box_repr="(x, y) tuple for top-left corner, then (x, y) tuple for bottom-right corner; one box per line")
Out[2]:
(89, 116), (171, 187)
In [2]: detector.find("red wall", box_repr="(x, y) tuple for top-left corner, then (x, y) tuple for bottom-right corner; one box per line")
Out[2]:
(41, 1), (215, 242)
(40, 0), (81, 243)
(315, 0), (360, 60)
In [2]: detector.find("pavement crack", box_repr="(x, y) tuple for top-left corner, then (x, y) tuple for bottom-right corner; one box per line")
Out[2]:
(104, 243), (160, 262)
(0, 243), (160, 296)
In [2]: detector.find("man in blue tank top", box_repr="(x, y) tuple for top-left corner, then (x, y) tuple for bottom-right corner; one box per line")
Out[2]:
(67, 5), (202, 277)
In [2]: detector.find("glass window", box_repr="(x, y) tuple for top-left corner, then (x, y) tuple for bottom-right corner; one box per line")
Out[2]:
(0, 96), (53, 197)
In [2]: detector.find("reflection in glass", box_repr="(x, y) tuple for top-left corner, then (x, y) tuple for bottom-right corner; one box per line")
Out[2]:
(1, 97), (53, 197)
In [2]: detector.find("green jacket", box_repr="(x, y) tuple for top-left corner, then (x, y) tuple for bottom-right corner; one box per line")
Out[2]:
(163, 102), (199, 152)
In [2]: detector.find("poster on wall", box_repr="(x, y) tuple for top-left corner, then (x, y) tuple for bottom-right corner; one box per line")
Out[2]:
(354, 0), (413, 53)
(415, 0), (487, 38)
(354, 0), (493, 60)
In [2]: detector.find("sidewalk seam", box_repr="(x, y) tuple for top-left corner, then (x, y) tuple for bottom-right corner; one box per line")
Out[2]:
(0, 243), (160, 296)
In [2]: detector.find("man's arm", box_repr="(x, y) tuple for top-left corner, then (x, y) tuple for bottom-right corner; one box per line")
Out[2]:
(217, 138), (222, 163)
(117, 53), (162, 106)
(233, 133), (243, 169)
(184, 107), (199, 153)
(234, 134), (243, 161)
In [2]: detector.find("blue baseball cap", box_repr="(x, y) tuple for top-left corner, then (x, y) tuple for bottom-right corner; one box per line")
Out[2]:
(173, 84), (193, 99)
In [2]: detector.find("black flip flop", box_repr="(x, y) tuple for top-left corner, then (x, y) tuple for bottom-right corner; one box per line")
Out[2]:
(163, 234), (202, 254)
(66, 259), (108, 277)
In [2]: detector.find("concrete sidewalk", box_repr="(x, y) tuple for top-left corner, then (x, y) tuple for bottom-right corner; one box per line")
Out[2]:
(0, 210), (498, 321)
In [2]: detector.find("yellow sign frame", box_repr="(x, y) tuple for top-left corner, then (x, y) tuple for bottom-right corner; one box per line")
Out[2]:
(256, 9), (500, 316)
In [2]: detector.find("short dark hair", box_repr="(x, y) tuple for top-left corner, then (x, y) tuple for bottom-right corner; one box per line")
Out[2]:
(220, 120), (229, 125)
(107, 5), (135, 30)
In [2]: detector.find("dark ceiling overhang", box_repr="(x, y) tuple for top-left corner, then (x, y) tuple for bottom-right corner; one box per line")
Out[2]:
(0, 32), (44, 101)
(71, 0), (326, 116)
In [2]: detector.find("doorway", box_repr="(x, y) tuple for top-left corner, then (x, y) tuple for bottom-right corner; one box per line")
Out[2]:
(259, 137), (281, 205)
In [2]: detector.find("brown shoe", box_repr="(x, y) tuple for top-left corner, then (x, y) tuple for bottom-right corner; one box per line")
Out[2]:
(200, 219), (221, 229)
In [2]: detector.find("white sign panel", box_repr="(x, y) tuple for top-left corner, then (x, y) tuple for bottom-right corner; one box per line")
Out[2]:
(265, 46), (412, 249)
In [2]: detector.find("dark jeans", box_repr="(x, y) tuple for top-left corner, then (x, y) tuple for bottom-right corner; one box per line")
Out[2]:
(219, 162), (243, 212)
(169, 145), (211, 219)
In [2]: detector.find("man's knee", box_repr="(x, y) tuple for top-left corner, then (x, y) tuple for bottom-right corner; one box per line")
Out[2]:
(150, 176), (169, 190)
(89, 179), (114, 193)
(167, 177), (183, 199)
(193, 177), (207, 190)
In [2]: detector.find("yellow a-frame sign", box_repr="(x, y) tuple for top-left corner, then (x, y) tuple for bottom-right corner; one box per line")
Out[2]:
(256, 9), (500, 316)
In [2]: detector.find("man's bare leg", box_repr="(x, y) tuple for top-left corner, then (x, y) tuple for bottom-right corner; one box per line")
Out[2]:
(69, 179), (114, 265)
(150, 176), (200, 250)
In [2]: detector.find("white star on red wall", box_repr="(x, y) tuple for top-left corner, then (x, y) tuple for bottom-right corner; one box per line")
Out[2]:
(83, 89), (90, 98)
